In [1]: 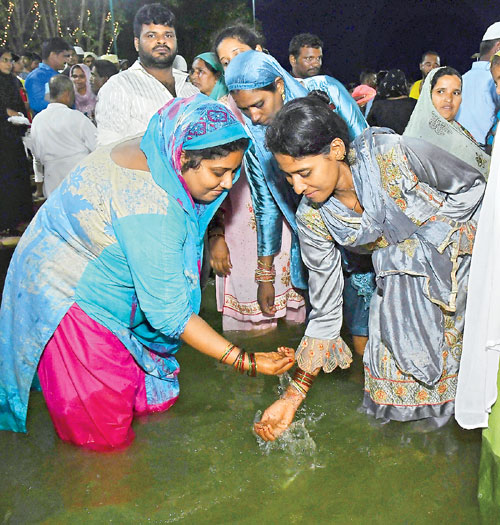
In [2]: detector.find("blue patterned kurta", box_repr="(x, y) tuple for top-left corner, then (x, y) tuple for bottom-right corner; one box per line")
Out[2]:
(0, 95), (249, 433)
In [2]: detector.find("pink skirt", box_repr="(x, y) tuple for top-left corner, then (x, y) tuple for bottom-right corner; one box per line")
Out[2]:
(38, 303), (178, 451)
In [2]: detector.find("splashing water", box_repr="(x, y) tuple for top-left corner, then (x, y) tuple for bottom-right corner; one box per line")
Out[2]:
(253, 372), (324, 458)
(275, 371), (291, 396)
(253, 412), (318, 457)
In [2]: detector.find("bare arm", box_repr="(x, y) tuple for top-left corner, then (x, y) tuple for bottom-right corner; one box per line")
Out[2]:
(181, 314), (295, 376)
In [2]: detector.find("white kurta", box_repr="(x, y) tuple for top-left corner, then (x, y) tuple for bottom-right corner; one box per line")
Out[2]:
(95, 61), (199, 146)
(455, 137), (500, 429)
(30, 103), (97, 197)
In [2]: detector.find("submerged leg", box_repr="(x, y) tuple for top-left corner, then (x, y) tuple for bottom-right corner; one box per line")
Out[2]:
(352, 335), (368, 356)
(38, 303), (142, 451)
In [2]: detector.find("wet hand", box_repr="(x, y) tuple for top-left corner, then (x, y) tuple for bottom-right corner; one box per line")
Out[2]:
(209, 236), (232, 276)
(257, 281), (276, 315)
(254, 346), (295, 375)
(254, 397), (300, 441)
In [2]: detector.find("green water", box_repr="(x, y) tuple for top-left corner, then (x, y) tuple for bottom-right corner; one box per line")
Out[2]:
(0, 280), (482, 524)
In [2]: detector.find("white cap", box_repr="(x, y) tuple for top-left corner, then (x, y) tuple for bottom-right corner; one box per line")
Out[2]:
(99, 54), (119, 65)
(173, 55), (188, 72)
(73, 46), (85, 55)
(482, 22), (500, 41)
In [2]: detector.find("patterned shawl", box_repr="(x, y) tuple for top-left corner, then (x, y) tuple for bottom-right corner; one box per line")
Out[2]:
(404, 67), (490, 178)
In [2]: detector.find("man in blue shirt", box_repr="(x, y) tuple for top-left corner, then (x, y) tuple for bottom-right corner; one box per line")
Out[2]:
(25, 37), (72, 115)
(457, 22), (500, 146)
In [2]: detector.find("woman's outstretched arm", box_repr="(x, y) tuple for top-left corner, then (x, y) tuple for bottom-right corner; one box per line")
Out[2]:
(181, 314), (295, 376)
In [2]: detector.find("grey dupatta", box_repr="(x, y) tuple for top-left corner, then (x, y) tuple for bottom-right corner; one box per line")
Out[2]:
(317, 128), (485, 386)
(404, 66), (490, 179)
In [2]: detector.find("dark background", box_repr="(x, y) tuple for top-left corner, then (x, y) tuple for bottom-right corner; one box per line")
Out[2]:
(254, 0), (497, 83)
(114, 0), (497, 85)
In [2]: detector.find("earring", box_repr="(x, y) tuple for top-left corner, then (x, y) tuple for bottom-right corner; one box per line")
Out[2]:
(281, 91), (285, 101)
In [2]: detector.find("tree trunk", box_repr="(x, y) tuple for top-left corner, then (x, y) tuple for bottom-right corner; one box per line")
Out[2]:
(77, 0), (88, 48)
(97, 1), (107, 56)
(38, 0), (56, 39)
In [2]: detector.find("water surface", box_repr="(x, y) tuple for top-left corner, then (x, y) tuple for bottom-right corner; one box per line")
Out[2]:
(0, 280), (482, 523)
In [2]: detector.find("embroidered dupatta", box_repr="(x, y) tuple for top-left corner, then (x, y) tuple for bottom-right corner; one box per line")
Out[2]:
(404, 67), (490, 179)
(318, 128), (485, 386)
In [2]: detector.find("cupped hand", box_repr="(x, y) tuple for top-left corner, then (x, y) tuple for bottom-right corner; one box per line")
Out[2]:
(209, 236), (232, 276)
(257, 281), (276, 315)
(254, 397), (300, 441)
(254, 346), (295, 375)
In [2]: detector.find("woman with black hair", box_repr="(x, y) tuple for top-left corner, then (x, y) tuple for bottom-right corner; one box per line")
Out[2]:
(367, 69), (416, 134)
(254, 94), (486, 441)
(208, 26), (307, 331)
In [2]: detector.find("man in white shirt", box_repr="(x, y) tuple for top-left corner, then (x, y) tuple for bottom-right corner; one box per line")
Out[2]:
(95, 3), (198, 145)
(30, 75), (97, 197)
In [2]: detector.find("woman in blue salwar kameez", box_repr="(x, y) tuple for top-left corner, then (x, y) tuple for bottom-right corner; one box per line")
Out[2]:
(0, 94), (294, 450)
(225, 49), (373, 356)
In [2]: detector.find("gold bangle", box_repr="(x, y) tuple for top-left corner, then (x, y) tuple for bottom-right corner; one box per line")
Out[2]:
(219, 343), (236, 363)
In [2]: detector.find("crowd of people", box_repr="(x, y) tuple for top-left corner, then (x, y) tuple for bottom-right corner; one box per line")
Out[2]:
(1, 1), (500, 513)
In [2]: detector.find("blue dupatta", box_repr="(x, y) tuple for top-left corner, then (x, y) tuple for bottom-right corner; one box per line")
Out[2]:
(225, 50), (308, 288)
(0, 94), (249, 433)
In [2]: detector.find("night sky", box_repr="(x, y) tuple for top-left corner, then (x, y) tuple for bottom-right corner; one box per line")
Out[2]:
(255, 0), (498, 84)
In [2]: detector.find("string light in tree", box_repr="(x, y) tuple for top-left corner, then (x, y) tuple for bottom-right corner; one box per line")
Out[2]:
(107, 22), (120, 53)
(48, 0), (63, 37)
(26, 2), (42, 47)
(1, 1), (14, 47)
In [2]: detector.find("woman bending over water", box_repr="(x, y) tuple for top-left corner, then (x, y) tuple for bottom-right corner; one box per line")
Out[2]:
(225, 49), (372, 356)
(0, 95), (294, 451)
(254, 94), (486, 441)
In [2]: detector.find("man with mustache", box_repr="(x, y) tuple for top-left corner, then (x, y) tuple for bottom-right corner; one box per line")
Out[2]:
(288, 33), (323, 79)
(95, 3), (198, 145)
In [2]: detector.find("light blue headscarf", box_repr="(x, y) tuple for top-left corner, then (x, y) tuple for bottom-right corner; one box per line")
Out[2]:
(141, 93), (249, 233)
(225, 50), (308, 288)
(139, 94), (250, 339)
(194, 52), (228, 100)
(140, 94), (250, 326)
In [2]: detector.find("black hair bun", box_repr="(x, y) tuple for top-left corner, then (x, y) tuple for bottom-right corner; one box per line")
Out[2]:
(307, 89), (330, 105)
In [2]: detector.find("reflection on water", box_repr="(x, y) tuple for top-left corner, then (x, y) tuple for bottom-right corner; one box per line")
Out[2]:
(0, 280), (482, 523)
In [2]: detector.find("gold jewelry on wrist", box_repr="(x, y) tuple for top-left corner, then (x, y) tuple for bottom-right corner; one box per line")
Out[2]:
(255, 260), (276, 284)
(219, 342), (236, 363)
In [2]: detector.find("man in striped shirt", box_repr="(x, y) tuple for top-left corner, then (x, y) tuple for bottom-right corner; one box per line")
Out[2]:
(95, 3), (198, 146)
